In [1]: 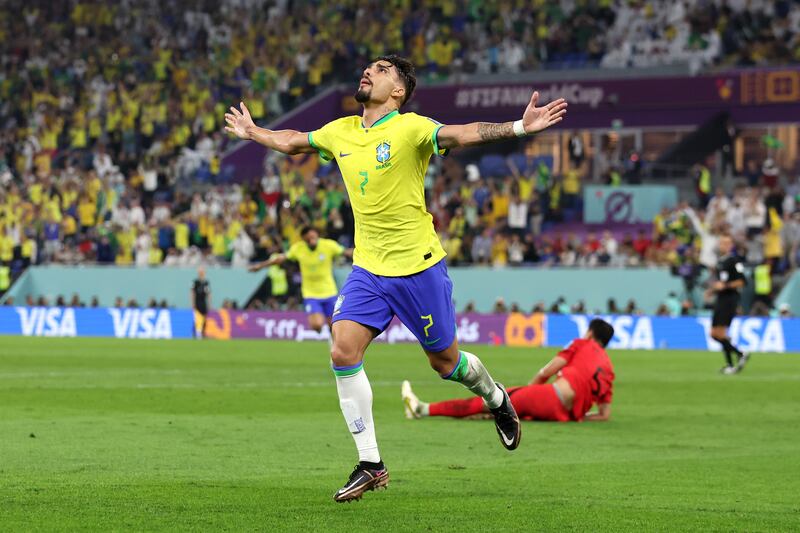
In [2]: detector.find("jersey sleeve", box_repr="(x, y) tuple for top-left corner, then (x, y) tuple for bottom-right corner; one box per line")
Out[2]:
(324, 238), (345, 257)
(556, 339), (580, 363)
(307, 122), (336, 162)
(598, 369), (614, 404)
(406, 113), (448, 158)
(285, 242), (301, 261)
(598, 383), (613, 405)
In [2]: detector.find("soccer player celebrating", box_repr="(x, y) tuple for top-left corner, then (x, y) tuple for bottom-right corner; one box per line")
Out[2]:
(225, 55), (568, 502)
(710, 234), (750, 374)
(402, 319), (615, 423)
(248, 227), (352, 335)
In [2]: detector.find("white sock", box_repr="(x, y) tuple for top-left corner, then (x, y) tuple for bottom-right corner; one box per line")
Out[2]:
(333, 363), (380, 463)
(419, 402), (430, 417)
(446, 351), (504, 409)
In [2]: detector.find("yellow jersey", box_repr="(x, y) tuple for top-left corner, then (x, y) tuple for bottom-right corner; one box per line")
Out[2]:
(0, 234), (13, 262)
(175, 223), (190, 250)
(308, 111), (447, 276)
(286, 238), (344, 299)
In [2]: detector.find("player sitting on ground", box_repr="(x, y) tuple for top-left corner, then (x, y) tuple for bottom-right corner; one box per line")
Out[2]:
(248, 227), (352, 334)
(403, 319), (616, 422)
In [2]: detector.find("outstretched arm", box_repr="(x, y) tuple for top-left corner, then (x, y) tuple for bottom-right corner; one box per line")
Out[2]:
(437, 92), (568, 150)
(530, 355), (568, 385)
(225, 102), (315, 155)
(247, 254), (288, 272)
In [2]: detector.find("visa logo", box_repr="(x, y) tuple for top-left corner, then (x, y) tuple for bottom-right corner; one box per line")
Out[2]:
(15, 307), (77, 337)
(108, 308), (173, 339)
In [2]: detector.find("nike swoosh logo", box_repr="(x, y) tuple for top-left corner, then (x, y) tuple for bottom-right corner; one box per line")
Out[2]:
(339, 152), (351, 157)
(501, 431), (515, 447)
(423, 337), (441, 346)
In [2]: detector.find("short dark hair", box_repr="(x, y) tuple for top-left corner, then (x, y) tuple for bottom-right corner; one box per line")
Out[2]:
(588, 318), (615, 348)
(300, 226), (317, 237)
(375, 55), (416, 106)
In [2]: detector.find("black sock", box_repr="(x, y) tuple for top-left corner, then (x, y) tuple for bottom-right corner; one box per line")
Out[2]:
(359, 460), (384, 471)
(715, 338), (734, 366)
(721, 338), (743, 360)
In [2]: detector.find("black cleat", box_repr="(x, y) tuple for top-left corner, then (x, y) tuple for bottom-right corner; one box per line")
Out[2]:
(489, 383), (521, 451)
(333, 464), (389, 503)
(736, 352), (750, 372)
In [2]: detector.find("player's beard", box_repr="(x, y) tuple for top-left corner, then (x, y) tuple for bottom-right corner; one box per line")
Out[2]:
(354, 87), (371, 103)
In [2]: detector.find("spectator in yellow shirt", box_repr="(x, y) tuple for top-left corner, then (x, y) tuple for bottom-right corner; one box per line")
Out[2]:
(764, 207), (784, 266)
(61, 182), (79, 211)
(563, 169), (581, 209)
(448, 207), (466, 238)
(0, 227), (14, 263)
(174, 219), (190, 251)
(77, 194), (97, 232)
(115, 227), (135, 265)
(239, 197), (258, 225)
(490, 233), (509, 267)
(63, 214), (78, 244)
(21, 233), (37, 267)
(211, 220), (229, 260)
(491, 182), (510, 223)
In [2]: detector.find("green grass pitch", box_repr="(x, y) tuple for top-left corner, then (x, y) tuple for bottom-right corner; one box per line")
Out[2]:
(1, 337), (799, 532)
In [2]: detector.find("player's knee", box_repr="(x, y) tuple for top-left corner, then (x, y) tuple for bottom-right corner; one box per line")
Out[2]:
(330, 342), (361, 367)
(427, 351), (459, 376)
(428, 358), (452, 376)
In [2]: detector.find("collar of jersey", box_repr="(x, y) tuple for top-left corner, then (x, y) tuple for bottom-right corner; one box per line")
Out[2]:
(361, 110), (399, 129)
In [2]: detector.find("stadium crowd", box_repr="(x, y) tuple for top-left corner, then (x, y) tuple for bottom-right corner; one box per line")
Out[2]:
(2, 145), (798, 272)
(2, 138), (797, 315)
(2, 0), (799, 192)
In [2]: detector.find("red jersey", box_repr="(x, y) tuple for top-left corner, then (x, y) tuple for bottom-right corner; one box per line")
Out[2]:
(556, 338), (615, 420)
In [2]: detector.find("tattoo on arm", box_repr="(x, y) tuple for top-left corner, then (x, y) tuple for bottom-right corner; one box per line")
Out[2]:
(477, 122), (514, 141)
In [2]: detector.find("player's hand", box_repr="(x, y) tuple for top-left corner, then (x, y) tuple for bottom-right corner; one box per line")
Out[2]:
(712, 281), (725, 291)
(224, 102), (255, 140)
(522, 92), (568, 134)
(247, 263), (262, 273)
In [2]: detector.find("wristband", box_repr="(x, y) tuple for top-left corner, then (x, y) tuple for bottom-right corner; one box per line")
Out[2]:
(513, 119), (527, 137)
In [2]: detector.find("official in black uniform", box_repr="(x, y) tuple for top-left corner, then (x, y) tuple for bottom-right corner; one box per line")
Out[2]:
(191, 266), (211, 338)
(710, 235), (749, 374)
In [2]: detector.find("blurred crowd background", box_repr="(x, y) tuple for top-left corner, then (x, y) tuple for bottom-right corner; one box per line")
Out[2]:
(1, 0), (799, 315)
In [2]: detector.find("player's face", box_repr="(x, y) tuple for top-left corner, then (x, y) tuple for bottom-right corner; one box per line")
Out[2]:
(355, 61), (404, 105)
(303, 231), (319, 249)
(718, 236), (732, 255)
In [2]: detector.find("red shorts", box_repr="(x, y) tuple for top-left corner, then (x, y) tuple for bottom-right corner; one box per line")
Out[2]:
(428, 384), (572, 422)
(507, 385), (572, 422)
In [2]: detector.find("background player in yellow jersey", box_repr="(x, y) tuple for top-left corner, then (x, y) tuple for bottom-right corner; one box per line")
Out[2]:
(225, 54), (567, 502)
(248, 226), (352, 334)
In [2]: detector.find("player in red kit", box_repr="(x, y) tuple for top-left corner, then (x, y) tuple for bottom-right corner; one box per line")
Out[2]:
(402, 319), (615, 422)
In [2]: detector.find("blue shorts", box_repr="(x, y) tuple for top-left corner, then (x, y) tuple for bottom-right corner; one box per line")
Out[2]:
(332, 260), (456, 352)
(304, 296), (338, 318)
